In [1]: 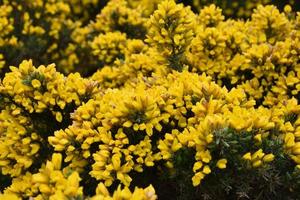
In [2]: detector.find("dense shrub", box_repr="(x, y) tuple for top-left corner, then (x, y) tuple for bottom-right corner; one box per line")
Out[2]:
(0, 0), (300, 199)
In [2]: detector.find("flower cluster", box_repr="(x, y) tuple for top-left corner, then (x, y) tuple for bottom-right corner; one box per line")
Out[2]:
(146, 0), (196, 71)
(1, 0), (300, 199)
(185, 4), (300, 108)
(1, 153), (156, 200)
(192, 0), (297, 18)
(0, 60), (99, 191)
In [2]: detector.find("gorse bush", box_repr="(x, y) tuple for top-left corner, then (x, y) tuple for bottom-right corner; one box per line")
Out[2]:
(0, 0), (300, 199)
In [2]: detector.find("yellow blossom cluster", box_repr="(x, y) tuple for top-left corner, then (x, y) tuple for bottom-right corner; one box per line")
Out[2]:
(0, 60), (98, 180)
(55, 0), (150, 75)
(90, 183), (157, 200)
(0, 60), (99, 116)
(6, 153), (83, 200)
(184, 4), (300, 107)
(48, 69), (289, 190)
(242, 149), (275, 168)
(198, 4), (224, 28)
(90, 45), (168, 89)
(0, 3), (14, 47)
(156, 97), (276, 186)
(1, 153), (157, 200)
(271, 98), (300, 168)
(1, 0), (300, 199)
(0, 0), (147, 75)
(49, 82), (168, 185)
(192, 0), (297, 18)
(91, 32), (127, 65)
(90, 0), (147, 39)
(0, 107), (39, 177)
(146, 0), (196, 70)
(0, 0), (77, 74)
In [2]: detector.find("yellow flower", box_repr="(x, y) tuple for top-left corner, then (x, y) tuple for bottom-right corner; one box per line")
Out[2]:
(216, 159), (227, 169)
(32, 173), (49, 184)
(192, 172), (205, 186)
(0, 193), (21, 200)
(51, 153), (62, 170)
(252, 160), (262, 168)
(95, 183), (110, 197)
(198, 150), (212, 163)
(263, 154), (275, 163)
(254, 134), (262, 143)
(242, 152), (252, 161)
(193, 161), (203, 172)
(143, 185), (157, 200)
(55, 112), (63, 122)
(202, 165), (211, 174)
(65, 172), (81, 196)
(251, 149), (265, 161)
